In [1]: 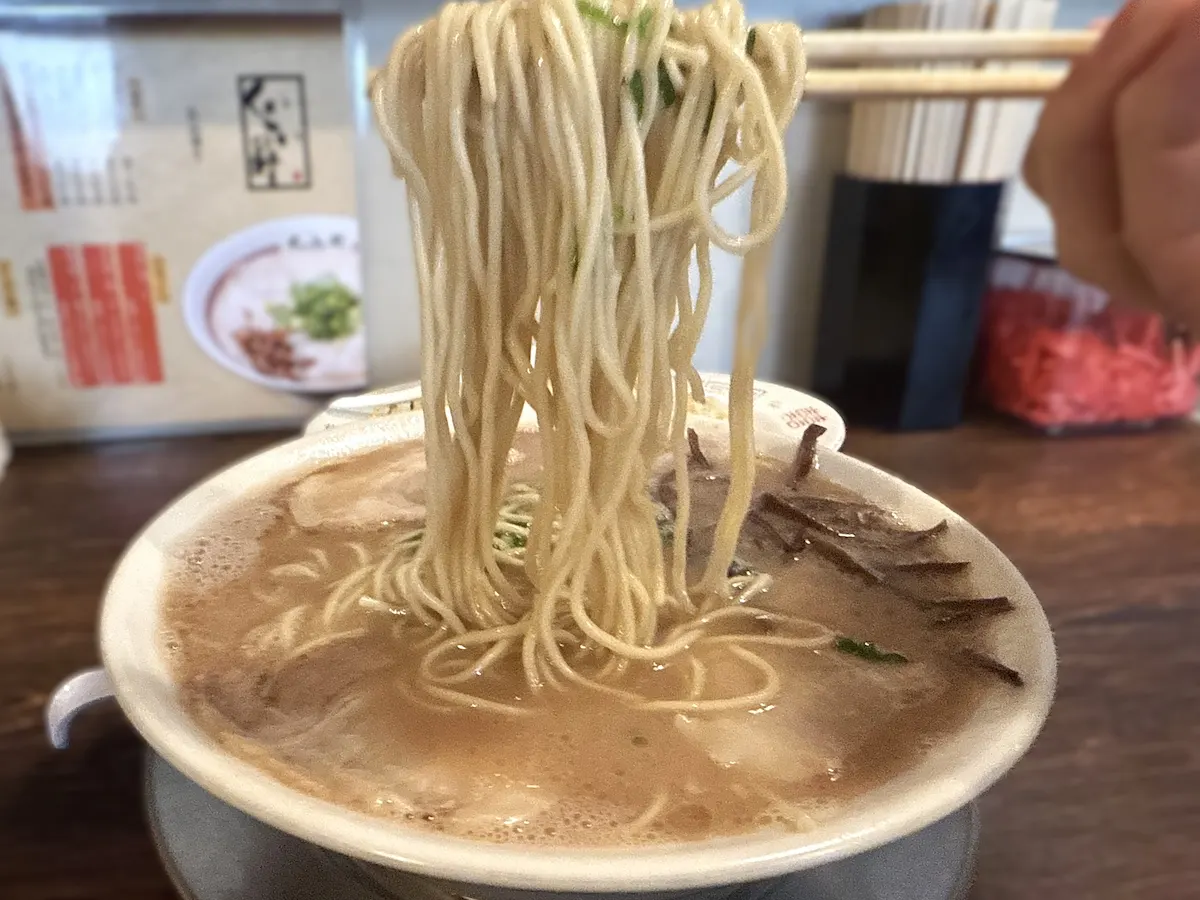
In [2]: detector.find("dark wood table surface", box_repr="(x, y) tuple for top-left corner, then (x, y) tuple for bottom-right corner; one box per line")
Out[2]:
(1, 422), (1198, 899)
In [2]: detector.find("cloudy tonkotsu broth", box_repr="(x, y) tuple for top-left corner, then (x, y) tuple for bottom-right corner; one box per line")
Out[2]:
(161, 431), (1021, 847)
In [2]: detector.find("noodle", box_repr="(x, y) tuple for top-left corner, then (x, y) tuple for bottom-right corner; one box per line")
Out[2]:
(364, 0), (806, 708)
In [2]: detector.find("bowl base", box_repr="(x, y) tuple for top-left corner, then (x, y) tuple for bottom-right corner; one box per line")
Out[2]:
(143, 752), (979, 900)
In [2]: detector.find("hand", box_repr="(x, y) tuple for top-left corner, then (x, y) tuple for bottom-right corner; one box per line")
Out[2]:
(1023, 0), (1200, 332)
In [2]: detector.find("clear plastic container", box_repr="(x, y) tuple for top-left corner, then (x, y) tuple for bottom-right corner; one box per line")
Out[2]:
(978, 253), (1200, 435)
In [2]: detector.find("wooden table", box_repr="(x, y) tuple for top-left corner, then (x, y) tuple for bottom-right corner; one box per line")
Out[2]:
(1, 422), (1197, 899)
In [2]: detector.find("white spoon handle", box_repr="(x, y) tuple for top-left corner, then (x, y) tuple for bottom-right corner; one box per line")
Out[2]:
(46, 667), (114, 749)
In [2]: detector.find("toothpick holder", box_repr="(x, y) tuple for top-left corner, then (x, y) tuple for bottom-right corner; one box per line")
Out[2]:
(812, 175), (1004, 431)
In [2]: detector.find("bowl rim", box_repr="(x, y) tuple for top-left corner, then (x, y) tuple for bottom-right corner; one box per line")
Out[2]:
(99, 406), (1055, 893)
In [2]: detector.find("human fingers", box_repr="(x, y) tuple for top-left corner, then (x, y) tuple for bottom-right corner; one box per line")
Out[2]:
(1022, 1), (1194, 308)
(1115, 3), (1200, 332)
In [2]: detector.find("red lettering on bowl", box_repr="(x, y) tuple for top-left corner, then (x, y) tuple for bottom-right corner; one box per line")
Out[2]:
(782, 406), (825, 430)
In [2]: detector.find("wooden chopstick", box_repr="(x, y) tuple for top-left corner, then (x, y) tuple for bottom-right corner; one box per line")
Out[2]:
(803, 29), (1095, 63)
(806, 68), (1065, 99)
(364, 29), (1094, 101)
(364, 65), (1068, 100)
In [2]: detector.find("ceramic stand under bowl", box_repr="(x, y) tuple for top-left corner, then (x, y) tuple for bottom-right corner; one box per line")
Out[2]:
(144, 752), (979, 900)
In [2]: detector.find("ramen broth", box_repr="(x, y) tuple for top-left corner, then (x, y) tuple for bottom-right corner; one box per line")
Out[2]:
(161, 433), (1016, 846)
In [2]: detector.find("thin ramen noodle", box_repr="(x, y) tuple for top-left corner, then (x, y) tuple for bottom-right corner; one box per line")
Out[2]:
(368, 0), (807, 709)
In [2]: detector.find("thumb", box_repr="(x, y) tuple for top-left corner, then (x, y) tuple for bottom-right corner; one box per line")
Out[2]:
(1115, 9), (1200, 332)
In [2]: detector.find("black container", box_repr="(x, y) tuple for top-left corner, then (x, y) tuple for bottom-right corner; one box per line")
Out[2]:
(813, 175), (1004, 431)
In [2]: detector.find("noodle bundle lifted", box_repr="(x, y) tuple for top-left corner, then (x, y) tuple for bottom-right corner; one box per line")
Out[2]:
(369, 0), (806, 708)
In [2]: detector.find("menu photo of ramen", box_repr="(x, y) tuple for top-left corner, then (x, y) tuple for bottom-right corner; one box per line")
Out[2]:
(182, 215), (366, 394)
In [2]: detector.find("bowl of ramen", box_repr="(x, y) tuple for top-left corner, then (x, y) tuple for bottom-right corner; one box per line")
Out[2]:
(94, 372), (1054, 898)
(182, 215), (366, 394)
(91, 0), (1053, 895)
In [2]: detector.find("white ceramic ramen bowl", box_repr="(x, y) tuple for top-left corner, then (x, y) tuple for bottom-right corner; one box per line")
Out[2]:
(85, 377), (1052, 899)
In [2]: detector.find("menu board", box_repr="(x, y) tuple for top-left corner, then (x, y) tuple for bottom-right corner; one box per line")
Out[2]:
(0, 15), (361, 440)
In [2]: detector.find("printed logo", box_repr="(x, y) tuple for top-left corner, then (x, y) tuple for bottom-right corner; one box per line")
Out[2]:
(238, 74), (311, 191)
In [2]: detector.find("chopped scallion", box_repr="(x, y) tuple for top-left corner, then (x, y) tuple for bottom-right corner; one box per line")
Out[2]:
(501, 531), (528, 550)
(746, 27), (757, 56)
(657, 60), (676, 108)
(636, 7), (654, 37)
(577, 0), (621, 28)
(833, 636), (909, 664)
(630, 70), (646, 119)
